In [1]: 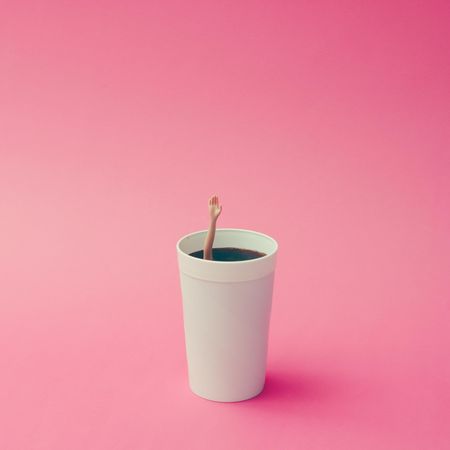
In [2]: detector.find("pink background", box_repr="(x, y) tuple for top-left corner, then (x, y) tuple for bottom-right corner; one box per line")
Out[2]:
(1, 1), (449, 449)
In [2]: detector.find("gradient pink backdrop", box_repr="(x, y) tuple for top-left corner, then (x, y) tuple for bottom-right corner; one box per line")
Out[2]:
(1, 1), (449, 449)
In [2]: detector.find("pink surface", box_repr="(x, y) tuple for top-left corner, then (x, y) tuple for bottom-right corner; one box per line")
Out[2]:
(1, 1), (449, 449)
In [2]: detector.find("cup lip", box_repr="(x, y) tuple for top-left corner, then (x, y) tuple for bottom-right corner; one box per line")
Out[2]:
(176, 228), (278, 265)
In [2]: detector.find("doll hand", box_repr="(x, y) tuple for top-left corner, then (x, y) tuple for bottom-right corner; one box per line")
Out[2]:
(208, 195), (222, 222)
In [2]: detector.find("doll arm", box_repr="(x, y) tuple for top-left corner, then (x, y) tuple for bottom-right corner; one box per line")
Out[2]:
(203, 195), (222, 260)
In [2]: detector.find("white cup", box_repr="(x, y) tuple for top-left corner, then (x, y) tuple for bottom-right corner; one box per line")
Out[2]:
(176, 228), (278, 402)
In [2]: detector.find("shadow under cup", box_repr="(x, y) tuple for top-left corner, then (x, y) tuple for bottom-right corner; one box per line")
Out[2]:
(176, 228), (278, 402)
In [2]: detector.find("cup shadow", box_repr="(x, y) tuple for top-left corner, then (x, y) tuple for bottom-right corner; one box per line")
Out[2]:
(237, 369), (345, 414)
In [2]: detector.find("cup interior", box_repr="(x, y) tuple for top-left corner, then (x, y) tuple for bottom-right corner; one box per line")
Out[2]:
(177, 229), (278, 259)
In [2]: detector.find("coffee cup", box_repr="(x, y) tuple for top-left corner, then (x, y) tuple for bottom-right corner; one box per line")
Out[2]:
(176, 228), (278, 402)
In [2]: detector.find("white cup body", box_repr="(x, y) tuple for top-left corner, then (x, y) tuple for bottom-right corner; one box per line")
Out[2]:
(176, 228), (278, 402)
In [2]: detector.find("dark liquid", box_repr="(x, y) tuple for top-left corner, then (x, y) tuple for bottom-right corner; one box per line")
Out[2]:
(189, 247), (266, 262)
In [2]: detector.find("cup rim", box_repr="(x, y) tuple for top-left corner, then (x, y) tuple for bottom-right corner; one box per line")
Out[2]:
(176, 228), (278, 264)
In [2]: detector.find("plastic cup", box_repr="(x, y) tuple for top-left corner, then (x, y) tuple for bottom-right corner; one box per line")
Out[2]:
(176, 228), (278, 402)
